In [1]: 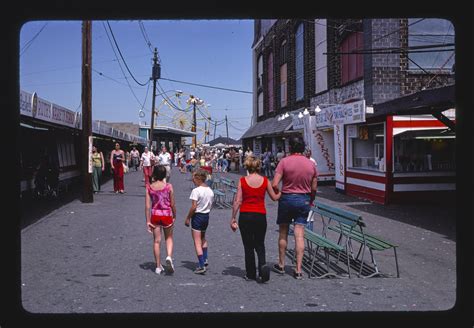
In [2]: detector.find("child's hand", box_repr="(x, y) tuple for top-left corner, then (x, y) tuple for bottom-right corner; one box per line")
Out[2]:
(184, 218), (190, 227)
(147, 222), (156, 233)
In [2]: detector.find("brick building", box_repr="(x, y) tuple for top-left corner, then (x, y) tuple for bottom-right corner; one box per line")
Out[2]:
(242, 18), (455, 204)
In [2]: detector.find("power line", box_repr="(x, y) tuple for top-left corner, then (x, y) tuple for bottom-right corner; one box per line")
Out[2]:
(102, 22), (150, 109)
(138, 21), (154, 54)
(106, 21), (149, 86)
(20, 22), (48, 56)
(160, 77), (252, 94)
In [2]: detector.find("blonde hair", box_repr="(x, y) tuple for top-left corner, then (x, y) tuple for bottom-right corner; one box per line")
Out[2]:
(193, 169), (208, 182)
(244, 155), (261, 173)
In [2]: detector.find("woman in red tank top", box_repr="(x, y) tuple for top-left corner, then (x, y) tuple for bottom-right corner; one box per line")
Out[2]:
(230, 155), (281, 282)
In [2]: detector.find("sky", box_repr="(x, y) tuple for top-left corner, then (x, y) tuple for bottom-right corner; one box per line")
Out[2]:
(19, 20), (254, 141)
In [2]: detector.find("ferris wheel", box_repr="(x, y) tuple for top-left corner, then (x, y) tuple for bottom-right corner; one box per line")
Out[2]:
(151, 91), (212, 145)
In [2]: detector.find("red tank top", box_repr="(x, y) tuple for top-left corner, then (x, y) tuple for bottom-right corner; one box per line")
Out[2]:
(240, 176), (268, 214)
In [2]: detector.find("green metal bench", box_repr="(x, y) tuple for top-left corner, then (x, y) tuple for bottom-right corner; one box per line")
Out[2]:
(207, 178), (229, 209)
(313, 202), (400, 278)
(303, 228), (348, 278)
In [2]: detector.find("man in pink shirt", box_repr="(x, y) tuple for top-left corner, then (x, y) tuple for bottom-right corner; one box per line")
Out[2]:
(271, 137), (318, 279)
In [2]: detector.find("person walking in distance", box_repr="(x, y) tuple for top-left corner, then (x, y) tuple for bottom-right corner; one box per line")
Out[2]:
(110, 142), (125, 194)
(91, 146), (105, 193)
(158, 146), (172, 182)
(145, 165), (177, 275)
(230, 155), (281, 282)
(271, 137), (318, 279)
(140, 147), (155, 187)
(184, 169), (214, 274)
(130, 146), (140, 171)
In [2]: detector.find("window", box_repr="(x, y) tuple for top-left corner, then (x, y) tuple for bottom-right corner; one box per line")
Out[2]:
(349, 123), (385, 171)
(394, 129), (455, 172)
(257, 55), (263, 88)
(315, 19), (328, 93)
(280, 64), (287, 108)
(280, 40), (288, 64)
(280, 40), (288, 108)
(267, 52), (274, 112)
(408, 18), (454, 71)
(295, 23), (304, 101)
(340, 32), (363, 84)
(258, 92), (264, 117)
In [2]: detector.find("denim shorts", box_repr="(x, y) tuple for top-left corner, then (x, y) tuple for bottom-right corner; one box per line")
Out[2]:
(191, 212), (210, 232)
(277, 193), (311, 225)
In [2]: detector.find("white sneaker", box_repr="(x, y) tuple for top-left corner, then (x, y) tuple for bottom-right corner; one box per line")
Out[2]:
(165, 256), (175, 274)
(155, 264), (164, 275)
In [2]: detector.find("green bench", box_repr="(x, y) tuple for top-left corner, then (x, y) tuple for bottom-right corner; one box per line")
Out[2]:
(302, 228), (348, 278)
(207, 178), (229, 209)
(312, 202), (400, 278)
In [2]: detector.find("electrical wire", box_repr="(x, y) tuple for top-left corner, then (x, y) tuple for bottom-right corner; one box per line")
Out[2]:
(102, 22), (151, 109)
(20, 22), (48, 56)
(138, 21), (154, 54)
(106, 21), (149, 86)
(160, 77), (252, 94)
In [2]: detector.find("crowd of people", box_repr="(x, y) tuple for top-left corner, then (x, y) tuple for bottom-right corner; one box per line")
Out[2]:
(91, 137), (319, 282)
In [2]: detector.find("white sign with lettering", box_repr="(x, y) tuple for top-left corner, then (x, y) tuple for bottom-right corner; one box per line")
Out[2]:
(334, 124), (345, 190)
(315, 100), (366, 128)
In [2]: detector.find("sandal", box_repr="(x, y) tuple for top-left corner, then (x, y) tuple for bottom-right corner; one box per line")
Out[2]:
(273, 264), (285, 275)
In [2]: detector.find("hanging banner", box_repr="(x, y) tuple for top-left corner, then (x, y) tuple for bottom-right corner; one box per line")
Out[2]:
(88, 136), (93, 174)
(315, 100), (366, 128)
(304, 115), (335, 181)
(334, 124), (345, 190)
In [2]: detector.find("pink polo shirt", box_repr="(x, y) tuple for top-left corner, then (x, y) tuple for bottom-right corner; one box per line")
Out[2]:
(275, 154), (318, 194)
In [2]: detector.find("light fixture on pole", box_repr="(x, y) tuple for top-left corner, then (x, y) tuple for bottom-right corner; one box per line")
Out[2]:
(284, 112), (289, 118)
(315, 105), (321, 113)
(298, 112), (304, 118)
(303, 108), (310, 115)
(187, 95), (205, 149)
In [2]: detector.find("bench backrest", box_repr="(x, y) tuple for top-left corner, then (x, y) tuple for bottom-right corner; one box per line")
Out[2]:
(312, 202), (364, 228)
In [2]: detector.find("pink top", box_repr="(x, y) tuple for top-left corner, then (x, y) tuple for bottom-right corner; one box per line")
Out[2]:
(275, 154), (318, 194)
(147, 183), (172, 217)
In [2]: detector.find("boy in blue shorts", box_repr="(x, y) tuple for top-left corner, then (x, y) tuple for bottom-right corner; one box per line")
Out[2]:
(185, 169), (214, 274)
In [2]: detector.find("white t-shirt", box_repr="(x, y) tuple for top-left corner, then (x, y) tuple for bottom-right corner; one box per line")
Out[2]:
(158, 152), (171, 165)
(141, 152), (155, 167)
(189, 186), (214, 213)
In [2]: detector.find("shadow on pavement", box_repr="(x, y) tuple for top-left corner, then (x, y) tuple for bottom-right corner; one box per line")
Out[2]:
(221, 266), (246, 278)
(139, 262), (156, 272)
(316, 186), (456, 242)
(180, 260), (198, 271)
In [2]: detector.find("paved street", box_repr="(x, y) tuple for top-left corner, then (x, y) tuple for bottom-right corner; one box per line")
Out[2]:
(21, 166), (456, 313)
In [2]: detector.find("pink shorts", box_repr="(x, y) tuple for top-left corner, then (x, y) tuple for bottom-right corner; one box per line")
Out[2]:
(151, 215), (174, 228)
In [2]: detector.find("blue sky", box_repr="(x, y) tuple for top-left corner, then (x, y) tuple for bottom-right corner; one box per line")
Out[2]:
(20, 20), (254, 140)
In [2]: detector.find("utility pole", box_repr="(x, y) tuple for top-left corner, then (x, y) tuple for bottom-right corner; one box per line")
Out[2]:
(81, 20), (93, 203)
(204, 122), (207, 143)
(192, 99), (197, 149)
(225, 114), (229, 146)
(214, 121), (217, 140)
(149, 48), (160, 151)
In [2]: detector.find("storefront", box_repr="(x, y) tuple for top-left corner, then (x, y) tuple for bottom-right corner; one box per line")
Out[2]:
(344, 86), (455, 204)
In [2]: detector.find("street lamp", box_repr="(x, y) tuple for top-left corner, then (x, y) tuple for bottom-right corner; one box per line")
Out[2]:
(187, 95), (204, 149)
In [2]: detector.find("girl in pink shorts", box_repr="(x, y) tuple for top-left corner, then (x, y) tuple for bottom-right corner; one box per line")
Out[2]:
(146, 165), (177, 275)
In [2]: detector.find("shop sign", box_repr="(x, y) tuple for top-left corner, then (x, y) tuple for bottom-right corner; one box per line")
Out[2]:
(20, 90), (32, 116)
(52, 103), (77, 128)
(315, 100), (366, 128)
(334, 124), (345, 190)
(292, 112), (305, 130)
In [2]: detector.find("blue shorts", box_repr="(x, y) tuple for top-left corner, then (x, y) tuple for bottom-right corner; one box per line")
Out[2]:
(277, 193), (311, 226)
(191, 212), (209, 232)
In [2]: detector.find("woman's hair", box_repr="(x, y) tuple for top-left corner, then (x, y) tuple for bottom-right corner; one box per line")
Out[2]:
(150, 165), (167, 183)
(193, 169), (208, 182)
(289, 137), (305, 154)
(244, 155), (261, 173)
